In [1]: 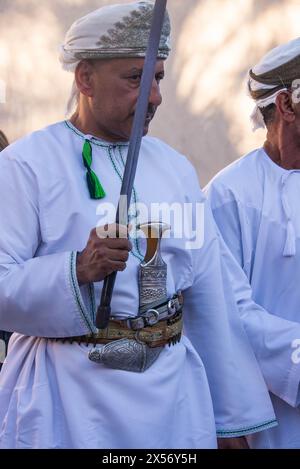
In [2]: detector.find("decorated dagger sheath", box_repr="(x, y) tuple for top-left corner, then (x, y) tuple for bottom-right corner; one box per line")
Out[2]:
(138, 222), (170, 311)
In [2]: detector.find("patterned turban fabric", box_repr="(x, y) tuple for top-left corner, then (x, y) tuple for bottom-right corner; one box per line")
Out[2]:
(60, 1), (171, 114)
(248, 37), (300, 131)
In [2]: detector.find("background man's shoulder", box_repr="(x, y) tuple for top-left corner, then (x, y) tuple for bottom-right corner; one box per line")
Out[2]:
(207, 148), (264, 193)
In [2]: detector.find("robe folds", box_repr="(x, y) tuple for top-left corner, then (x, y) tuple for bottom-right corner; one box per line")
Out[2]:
(206, 147), (300, 448)
(0, 122), (276, 448)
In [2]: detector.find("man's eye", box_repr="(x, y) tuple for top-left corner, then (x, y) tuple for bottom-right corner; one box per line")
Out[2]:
(156, 74), (164, 83)
(129, 75), (142, 82)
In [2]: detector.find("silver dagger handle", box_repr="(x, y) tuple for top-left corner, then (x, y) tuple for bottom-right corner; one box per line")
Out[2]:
(138, 222), (170, 309)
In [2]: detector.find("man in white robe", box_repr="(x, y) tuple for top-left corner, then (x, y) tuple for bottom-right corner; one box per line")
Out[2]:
(206, 37), (300, 448)
(0, 1), (276, 449)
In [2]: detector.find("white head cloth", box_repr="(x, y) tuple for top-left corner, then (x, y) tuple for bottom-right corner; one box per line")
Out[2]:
(248, 37), (300, 131)
(59, 1), (171, 115)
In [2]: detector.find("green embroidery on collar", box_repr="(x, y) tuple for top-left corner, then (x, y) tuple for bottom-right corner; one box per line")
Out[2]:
(64, 120), (129, 148)
(64, 121), (142, 259)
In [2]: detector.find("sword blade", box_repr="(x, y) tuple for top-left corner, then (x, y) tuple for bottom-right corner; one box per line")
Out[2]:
(96, 0), (168, 329)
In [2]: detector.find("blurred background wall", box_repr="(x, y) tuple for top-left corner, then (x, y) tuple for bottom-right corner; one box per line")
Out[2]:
(0, 0), (299, 185)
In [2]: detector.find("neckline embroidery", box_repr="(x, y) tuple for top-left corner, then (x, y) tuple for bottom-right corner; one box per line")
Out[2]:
(64, 120), (143, 261)
(64, 120), (129, 148)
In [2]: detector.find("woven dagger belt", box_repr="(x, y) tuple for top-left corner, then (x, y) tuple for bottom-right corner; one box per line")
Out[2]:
(55, 311), (183, 349)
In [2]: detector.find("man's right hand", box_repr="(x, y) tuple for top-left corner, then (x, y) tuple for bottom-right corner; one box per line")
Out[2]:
(76, 224), (132, 286)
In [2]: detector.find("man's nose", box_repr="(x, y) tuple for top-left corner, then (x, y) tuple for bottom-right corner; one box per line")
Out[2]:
(149, 79), (162, 107)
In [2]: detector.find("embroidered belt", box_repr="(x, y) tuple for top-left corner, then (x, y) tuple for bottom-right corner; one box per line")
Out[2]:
(53, 294), (183, 372)
(54, 293), (183, 348)
(57, 311), (183, 349)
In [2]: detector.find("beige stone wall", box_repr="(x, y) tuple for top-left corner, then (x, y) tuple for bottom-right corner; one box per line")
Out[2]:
(0, 0), (299, 185)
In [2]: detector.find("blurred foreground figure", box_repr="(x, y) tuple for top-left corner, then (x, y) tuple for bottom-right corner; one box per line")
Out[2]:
(0, 131), (8, 151)
(0, 129), (11, 371)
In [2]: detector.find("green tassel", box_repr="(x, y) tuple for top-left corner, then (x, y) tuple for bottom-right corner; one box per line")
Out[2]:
(82, 140), (93, 168)
(86, 170), (106, 199)
(82, 140), (106, 199)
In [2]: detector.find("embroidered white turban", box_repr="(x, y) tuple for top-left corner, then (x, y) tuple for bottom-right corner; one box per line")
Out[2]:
(248, 37), (300, 131)
(60, 1), (171, 114)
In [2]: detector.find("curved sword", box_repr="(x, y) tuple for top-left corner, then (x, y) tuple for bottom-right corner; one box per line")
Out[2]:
(96, 0), (168, 329)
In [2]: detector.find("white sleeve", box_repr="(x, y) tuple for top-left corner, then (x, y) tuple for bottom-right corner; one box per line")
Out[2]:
(0, 150), (95, 338)
(206, 180), (300, 408)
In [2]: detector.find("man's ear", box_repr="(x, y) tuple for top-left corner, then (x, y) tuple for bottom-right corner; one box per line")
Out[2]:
(276, 92), (295, 123)
(74, 60), (95, 97)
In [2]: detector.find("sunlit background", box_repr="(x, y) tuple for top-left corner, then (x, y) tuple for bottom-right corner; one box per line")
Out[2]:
(0, 0), (299, 185)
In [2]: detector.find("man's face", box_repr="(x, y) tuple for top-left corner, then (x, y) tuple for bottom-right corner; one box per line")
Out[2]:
(87, 58), (165, 142)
